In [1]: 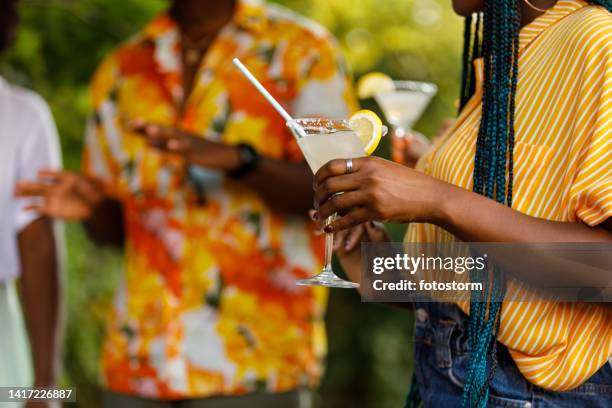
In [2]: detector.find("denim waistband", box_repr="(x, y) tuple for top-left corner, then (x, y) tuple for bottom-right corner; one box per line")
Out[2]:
(411, 302), (612, 408)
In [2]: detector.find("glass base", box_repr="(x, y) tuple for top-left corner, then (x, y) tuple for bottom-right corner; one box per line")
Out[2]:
(295, 269), (359, 289)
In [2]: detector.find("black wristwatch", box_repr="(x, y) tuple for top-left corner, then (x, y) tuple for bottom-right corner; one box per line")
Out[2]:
(227, 143), (260, 179)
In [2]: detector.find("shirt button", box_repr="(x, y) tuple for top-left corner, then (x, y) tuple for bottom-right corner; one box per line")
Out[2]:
(416, 308), (428, 322)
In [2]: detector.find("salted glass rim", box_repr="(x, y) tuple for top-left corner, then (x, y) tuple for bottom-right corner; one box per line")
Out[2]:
(287, 118), (388, 139)
(286, 118), (351, 136)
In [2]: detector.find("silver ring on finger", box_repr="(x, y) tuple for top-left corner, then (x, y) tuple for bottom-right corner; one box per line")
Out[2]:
(345, 158), (353, 174)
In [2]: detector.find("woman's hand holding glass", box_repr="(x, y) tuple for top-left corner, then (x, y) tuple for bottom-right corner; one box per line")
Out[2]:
(312, 156), (453, 233)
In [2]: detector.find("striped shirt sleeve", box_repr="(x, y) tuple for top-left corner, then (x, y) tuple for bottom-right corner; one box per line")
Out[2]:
(567, 20), (612, 226)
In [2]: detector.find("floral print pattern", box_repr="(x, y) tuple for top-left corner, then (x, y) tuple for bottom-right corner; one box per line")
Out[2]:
(83, 0), (356, 399)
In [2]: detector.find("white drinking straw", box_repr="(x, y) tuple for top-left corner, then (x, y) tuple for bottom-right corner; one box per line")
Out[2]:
(232, 57), (306, 138)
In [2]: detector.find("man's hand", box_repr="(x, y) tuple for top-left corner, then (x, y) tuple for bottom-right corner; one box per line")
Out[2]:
(15, 170), (104, 221)
(391, 130), (432, 168)
(391, 119), (454, 168)
(129, 120), (241, 171)
(332, 221), (390, 285)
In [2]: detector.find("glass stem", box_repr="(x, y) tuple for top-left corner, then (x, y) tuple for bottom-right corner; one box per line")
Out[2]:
(395, 126), (407, 138)
(323, 215), (335, 273)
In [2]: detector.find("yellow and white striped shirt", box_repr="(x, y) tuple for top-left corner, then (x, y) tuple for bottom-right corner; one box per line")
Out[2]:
(406, 0), (611, 391)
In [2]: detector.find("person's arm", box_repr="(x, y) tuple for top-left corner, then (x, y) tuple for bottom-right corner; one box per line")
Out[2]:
(241, 158), (314, 216)
(312, 157), (612, 291)
(16, 170), (124, 248)
(437, 185), (612, 243)
(129, 32), (356, 217)
(313, 158), (612, 243)
(127, 123), (313, 216)
(83, 198), (124, 247)
(17, 217), (62, 390)
(11, 91), (63, 398)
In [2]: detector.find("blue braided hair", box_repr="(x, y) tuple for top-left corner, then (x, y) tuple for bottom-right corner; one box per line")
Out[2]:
(460, 1), (612, 407)
(462, 2), (517, 404)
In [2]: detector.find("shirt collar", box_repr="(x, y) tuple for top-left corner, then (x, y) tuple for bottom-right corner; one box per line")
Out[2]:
(518, 0), (587, 52)
(138, 0), (267, 104)
(143, 0), (267, 42)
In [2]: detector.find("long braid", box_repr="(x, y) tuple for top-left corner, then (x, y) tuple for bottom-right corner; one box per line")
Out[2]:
(506, 2), (520, 207)
(591, 0), (612, 9)
(459, 15), (474, 111)
(463, 0), (519, 406)
(459, 14), (483, 112)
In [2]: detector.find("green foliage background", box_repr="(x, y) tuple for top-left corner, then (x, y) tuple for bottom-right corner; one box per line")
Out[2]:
(1, 1), (462, 406)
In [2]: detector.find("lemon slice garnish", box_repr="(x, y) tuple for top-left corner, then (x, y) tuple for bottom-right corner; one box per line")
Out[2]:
(356, 72), (395, 99)
(349, 110), (384, 155)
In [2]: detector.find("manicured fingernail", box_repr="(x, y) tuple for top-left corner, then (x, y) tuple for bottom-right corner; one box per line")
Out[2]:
(324, 225), (332, 233)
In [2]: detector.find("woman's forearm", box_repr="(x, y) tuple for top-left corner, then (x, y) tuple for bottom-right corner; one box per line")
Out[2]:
(434, 186), (612, 298)
(438, 185), (612, 243)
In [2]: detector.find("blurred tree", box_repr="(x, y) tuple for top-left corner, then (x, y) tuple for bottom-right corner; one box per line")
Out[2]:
(0, 1), (462, 407)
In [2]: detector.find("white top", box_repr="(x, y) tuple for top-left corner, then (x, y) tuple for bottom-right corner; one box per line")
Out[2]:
(0, 76), (62, 282)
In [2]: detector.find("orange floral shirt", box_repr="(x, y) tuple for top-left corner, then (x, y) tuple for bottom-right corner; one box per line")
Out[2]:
(83, 0), (357, 399)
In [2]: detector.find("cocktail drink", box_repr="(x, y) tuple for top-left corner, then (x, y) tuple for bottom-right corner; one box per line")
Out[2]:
(232, 57), (383, 289)
(288, 118), (365, 288)
(375, 80), (437, 137)
(296, 120), (365, 172)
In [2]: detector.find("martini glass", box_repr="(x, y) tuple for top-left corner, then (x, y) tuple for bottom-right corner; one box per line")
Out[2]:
(375, 80), (437, 138)
(232, 57), (380, 288)
(288, 118), (366, 288)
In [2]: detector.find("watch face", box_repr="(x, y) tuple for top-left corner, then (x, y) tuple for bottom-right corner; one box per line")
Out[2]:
(240, 144), (258, 165)
(240, 146), (252, 163)
(228, 144), (259, 179)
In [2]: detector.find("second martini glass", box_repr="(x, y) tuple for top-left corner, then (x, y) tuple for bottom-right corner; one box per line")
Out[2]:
(375, 80), (438, 138)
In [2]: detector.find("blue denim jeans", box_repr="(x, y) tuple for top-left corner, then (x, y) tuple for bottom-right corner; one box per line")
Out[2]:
(412, 302), (612, 407)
